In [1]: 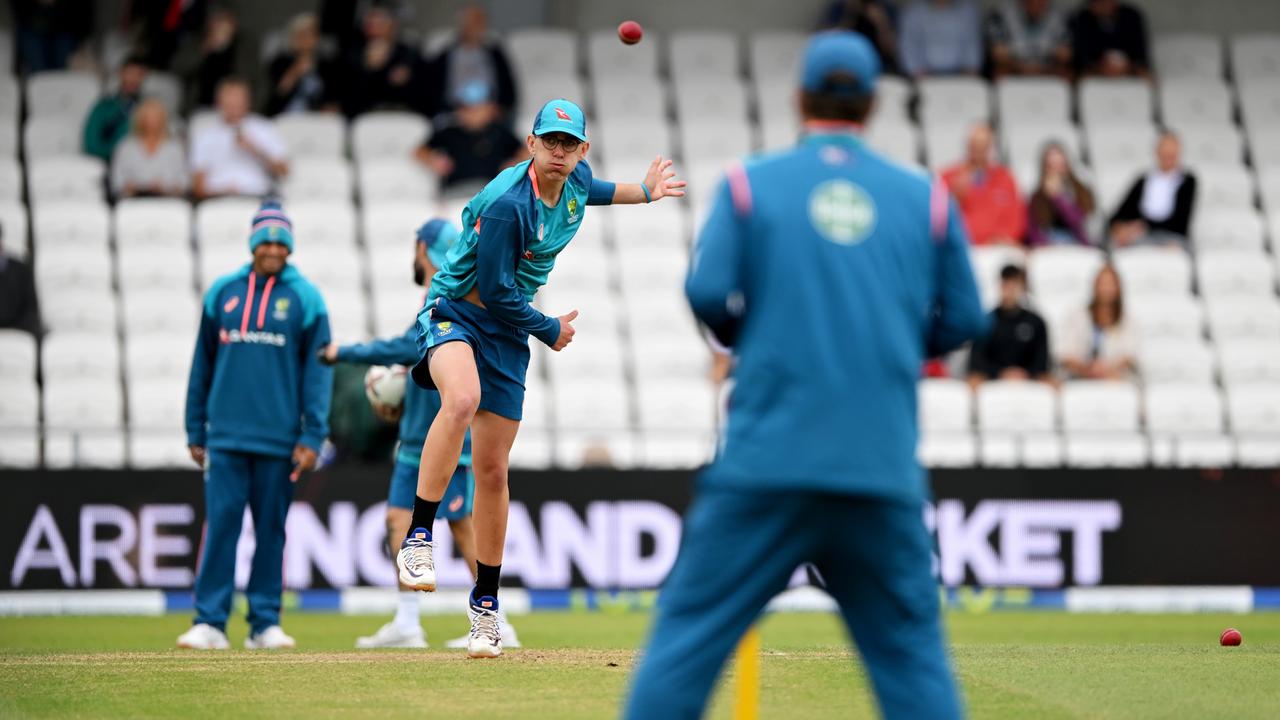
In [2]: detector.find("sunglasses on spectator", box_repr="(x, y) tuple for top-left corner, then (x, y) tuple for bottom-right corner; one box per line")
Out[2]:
(539, 133), (582, 152)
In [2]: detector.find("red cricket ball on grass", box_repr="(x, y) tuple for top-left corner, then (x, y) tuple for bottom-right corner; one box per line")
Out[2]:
(1220, 628), (1242, 646)
(618, 20), (644, 45)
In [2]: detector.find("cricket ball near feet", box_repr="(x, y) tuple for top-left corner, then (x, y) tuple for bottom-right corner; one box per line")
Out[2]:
(1220, 628), (1242, 646)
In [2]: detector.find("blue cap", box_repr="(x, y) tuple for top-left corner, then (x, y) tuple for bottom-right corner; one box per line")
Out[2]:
(801, 31), (880, 97)
(416, 219), (458, 268)
(249, 200), (294, 253)
(531, 99), (588, 142)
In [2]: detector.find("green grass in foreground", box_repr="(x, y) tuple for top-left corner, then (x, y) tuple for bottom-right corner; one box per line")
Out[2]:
(1, 612), (1278, 719)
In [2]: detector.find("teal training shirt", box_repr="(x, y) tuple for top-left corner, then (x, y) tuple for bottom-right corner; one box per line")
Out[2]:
(428, 159), (615, 345)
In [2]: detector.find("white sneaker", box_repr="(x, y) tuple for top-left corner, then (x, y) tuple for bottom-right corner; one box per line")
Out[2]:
(356, 621), (428, 649)
(397, 527), (436, 591)
(176, 623), (229, 650)
(446, 616), (520, 649)
(245, 625), (296, 649)
(466, 595), (503, 658)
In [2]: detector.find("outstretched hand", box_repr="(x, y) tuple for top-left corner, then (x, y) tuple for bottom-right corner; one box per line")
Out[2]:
(643, 156), (687, 201)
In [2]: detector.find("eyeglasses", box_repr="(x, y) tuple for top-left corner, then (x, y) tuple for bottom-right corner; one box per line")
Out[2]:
(539, 134), (581, 152)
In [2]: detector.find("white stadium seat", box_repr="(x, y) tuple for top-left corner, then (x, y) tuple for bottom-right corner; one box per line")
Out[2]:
(0, 202), (29, 260)
(1064, 433), (1148, 468)
(919, 378), (972, 432)
(1112, 246), (1192, 298)
(1002, 122), (1082, 171)
(114, 197), (193, 249)
(117, 244), (196, 294)
(361, 202), (438, 248)
(288, 201), (358, 249)
(24, 70), (100, 119)
(1060, 380), (1140, 432)
(129, 430), (195, 469)
(41, 331), (120, 382)
(680, 121), (753, 168)
(351, 112), (430, 165)
(632, 332), (710, 382)
(593, 75), (666, 125)
(0, 377), (38, 428)
(281, 157), (354, 203)
(43, 378), (124, 430)
(199, 242), (251, 291)
(1128, 294), (1205, 343)
(864, 120), (920, 166)
(607, 200), (688, 247)
(637, 379), (717, 432)
(922, 121), (972, 170)
(1240, 83), (1280, 137)
(1175, 124), (1244, 168)
(547, 325), (626, 382)
(40, 287), (117, 335)
(35, 245), (112, 294)
(1206, 296), (1280, 343)
(0, 156), (21, 202)
(917, 77), (990, 127)
(0, 329), (37, 381)
(554, 377), (632, 432)
(274, 112), (346, 158)
(1026, 245), (1105, 307)
(22, 115), (80, 160)
(876, 76), (913, 120)
(976, 381), (1057, 432)
(996, 77), (1071, 125)
(674, 77), (749, 125)
(357, 159), (439, 206)
(509, 429), (554, 470)
(1193, 164), (1256, 212)
(33, 200), (109, 249)
(120, 288), (199, 337)
(1079, 78), (1153, 129)
(1154, 33), (1224, 79)
(1159, 79), (1233, 127)
(1235, 434), (1280, 467)
(555, 431), (639, 470)
(0, 429), (39, 468)
(1138, 339), (1216, 385)
(1167, 434), (1235, 468)
(640, 432), (716, 470)
(594, 120), (677, 174)
(124, 332), (196, 382)
(1191, 209), (1266, 253)
(127, 381), (186, 431)
(1218, 339), (1280, 386)
(969, 245), (1027, 309)
(1196, 251), (1276, 299)
(669, 31), (740, 78)
(195, 197), (259, 248)
(506, 29), (580, 82)
(748, 31), (806, 83)
(1230, 34), (1280, 83)
(290, 244), (364, 294)
(918, 432), (978, 468)
(587, 28), (659, 78)
(44, 429), (127, 469)
(1227, 382), (1280, 433)
(1086, 124), (1156, 178)
(1145, 383), (1225, 434)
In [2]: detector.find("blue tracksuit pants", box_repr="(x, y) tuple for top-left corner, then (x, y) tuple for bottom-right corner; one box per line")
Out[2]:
(193, 449), (295, 635)
(624, 487), (962, 720)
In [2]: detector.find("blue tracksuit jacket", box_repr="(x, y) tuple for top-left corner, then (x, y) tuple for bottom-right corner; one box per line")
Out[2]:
(335, 309), (472, 467)
(186, 263), (333, 457)
(687, 130), (988, 504)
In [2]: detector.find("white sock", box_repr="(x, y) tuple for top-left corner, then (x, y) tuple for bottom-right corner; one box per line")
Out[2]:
(394, 591), (420, 631)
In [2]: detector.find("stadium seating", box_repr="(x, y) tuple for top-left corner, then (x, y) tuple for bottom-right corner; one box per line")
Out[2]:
(1154, 33), (1224, 79)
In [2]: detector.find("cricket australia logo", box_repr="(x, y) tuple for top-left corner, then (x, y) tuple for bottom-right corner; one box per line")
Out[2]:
(273, 298), (290, 321)
(567, 196), (580, 224)
(436, 321), (453, 337)
(809, 179), (876, 246)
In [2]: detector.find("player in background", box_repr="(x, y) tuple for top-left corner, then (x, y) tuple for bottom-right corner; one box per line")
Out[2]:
(180, 200), (333, 650)
(397, 99), (685, 658)
(624, 33), (988, 717)
(319, 219), (518, 649)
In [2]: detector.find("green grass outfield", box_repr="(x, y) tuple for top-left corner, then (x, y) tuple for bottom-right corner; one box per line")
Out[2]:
(2, 612), (1279, 719)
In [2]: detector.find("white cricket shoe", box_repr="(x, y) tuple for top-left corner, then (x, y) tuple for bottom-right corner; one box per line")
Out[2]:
(466, 595), (503, 658)
(446, 615), (520, 649)
(245, 625), (296, 649)
(355, 621), (428, 649)
(176, 623), (229, 650)
(397, 527), (436, 591)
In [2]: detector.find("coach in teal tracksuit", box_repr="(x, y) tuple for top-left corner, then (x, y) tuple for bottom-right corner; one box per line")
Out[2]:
(625, 33), (988, 718)
(183, 200), (332, 649)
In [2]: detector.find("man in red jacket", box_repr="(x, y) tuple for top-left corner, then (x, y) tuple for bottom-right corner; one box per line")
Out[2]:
(942, 122), (1027, 245)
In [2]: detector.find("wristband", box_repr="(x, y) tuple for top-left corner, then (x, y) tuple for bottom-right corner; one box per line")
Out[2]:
(641, 183), (652, 203)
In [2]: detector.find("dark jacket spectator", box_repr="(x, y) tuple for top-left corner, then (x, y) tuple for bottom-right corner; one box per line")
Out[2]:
(1070, 0), (1150, 77)
(127, 0), (208, 69)
(173, 7), (242, 111)
(1109, 132), (1197, 248)
(899, 0), (983, 78)
(1027, 141), (1095, 246)
(416, 101), (524, 193)
(968, 265), (1050, 387)
(0, 230), (41, 337)
(83, 57), (148, 162)
(338, 5), (426, 117)
(818, 0), (899, 73)
(264, 13), (340, 115)
(987, 0), (1072, 77)
(13, 0), (92, 74)
(425, 5), (517, 121)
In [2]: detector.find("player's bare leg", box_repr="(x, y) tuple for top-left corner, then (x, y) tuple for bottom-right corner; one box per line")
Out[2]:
(463, 409), (520, 658)
(396, 342), (480, 591)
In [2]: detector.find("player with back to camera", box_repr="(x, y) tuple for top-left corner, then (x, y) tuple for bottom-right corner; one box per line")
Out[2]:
(396, 98), (685, 658)
(318, 219), (518, 649)
(624, 32), (989, 718)
(180, 200), (333, 650)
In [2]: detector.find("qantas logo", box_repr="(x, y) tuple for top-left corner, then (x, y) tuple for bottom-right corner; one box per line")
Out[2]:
(219, 328), (287, 347)
(554, 106), (572, 121)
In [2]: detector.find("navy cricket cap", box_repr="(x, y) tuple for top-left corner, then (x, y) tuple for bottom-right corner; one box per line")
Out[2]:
(801, 31), (881, 96)
(531, 99), (588, 142)
(416, 218), (458, 268)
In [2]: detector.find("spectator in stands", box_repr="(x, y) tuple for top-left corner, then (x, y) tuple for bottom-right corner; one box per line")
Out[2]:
(1070, 0), (1150, 78)
(0, 227), (42, 337)
(1108, 131), (1197, 248)
(13, 0), (91, 74)
(174, 6), (242, 111)
(425, 4), (518, 122)
(83, 56), (149, 163)
(264, 13), (341, 116)
(338, 3), (425, 117)
(818, 1), (900, 73)
(943, 123), (1027, 245)
(1027, 141), (1095, 246)
(967, 265), (1051, 388)
(898, 0), (983, 78)
(191, 77), (289, 200)
(987, 0), (1072, 77)
(415, 86), (524, 196)
(1059, 264), (1135, 380)
(111, 99), (188, 199)
(128, 0), (208, 69)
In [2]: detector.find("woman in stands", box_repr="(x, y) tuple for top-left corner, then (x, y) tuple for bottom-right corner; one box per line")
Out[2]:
(1058, 264), (1136, 380)
(1027, 141), (1095, 246)
(110, 99), (188, 199)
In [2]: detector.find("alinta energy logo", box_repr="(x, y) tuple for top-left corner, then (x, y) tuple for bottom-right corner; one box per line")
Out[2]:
(219, 328), (287, 347)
